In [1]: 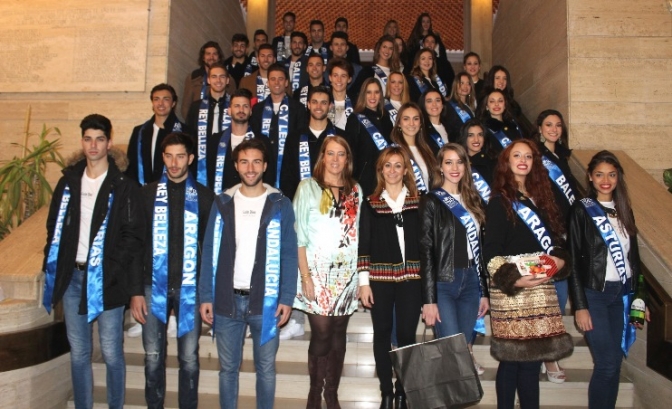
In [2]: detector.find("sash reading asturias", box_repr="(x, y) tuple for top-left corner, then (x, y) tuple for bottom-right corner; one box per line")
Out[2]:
(542, 156), (576, 205)
(384, 100), (398, 125)
(151, 173), (199, 337)
(137, 119), (182, 185)
(256, 75), (269, 101)
(43, 185), (71, 313)
(512, 201), (553, 253)
(86, 192), (114, 322)
(261, 209), (282, 345)
(305, 45), (328, 64)
(197, 95), (231, 186)
(449, 101), (472, 124)
(580, 198), (636, 355)
(372, 65), (388, 88)
(261, 96), (290, 188)
(214, 127), (256, 195)
(471, 169), (491, 203)
(432, 188), (485, 333)
(299, 126), (336, 181)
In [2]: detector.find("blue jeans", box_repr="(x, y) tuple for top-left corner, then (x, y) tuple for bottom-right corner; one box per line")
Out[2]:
(215, 294), (280, 409)
(496, 360), (541, 409)
(554, 279), (569, 315)
(142, 285), (201, 409)
(63, 269), (125, 409)
(435, 267), (481, 344)
(584, 281), (626, 409)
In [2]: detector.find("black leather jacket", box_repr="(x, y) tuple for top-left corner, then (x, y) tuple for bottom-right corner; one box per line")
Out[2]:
(419, 194), (489, 305)
(568, 201), (644, 311)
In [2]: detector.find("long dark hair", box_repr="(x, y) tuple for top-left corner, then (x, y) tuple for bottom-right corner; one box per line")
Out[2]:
(492, 139), (565, 237)
(485, 65), (514, 99)
(534, 109), (568, 145)
(586, 150), (637, 236)
(354, 78), (385, 115)
(418, 89), (445, 124)
(457, 118), (493, 158)
(477, 89), (514, 123)
(390, 103), (438, 188)
(449, 71), (476, 111)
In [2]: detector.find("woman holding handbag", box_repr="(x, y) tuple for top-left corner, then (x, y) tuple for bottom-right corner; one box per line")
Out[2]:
(358, 146), (423, 409)
(483, 139), (574, 409)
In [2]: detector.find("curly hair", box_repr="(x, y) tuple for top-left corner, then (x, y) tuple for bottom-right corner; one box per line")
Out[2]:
(492, 139), (565, 237)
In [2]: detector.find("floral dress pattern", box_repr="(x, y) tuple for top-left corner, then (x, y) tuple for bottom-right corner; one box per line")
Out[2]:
(293, 178), (361, 316)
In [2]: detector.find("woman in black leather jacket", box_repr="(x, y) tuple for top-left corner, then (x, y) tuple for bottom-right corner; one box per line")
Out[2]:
(568, 150), (649, 409)
(419, 143), (489, 344)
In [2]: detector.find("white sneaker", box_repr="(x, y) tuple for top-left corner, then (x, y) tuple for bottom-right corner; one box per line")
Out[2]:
(167, 315), (177, 338)
(127, 323), (142, 338)
(279, 319), (305, 340)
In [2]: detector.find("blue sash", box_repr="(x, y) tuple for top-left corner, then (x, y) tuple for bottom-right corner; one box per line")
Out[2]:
(542, 155), (576, 205)
(196, 95), (231, 185)
(449, 101), (472, 123)
(261, 209), (282, 345)
(214, 127), (255, 195)
(244, 55), (256, 77)
(256, 74), (269, 101)
(287, 59), (302, 92)
(412, 76), (428, 95)
(43, 185), (71, 313)
(434, 75), (448, 98)
(580, 198), (636, 355)
(512, 201), (553, 253)
(210, 205), (224, 337)
(299, 126), (336, 181)
(137, 119), (182, 186)
(471, 169), (491, 203)
(299, 85), (309, 107)
(432, 188), (485, 333)
(490, 128), (512, 150)
(409, 158), (428, 194)
(199, 73), (207, 100)
(87, 192), (114, 322)
(275, 40), (285, 62)
(357, 114), (388, 151)
(373, 65), (388, 88)
(151, 173), (200, 338)
(384, 100), (398, 125)
(305, 45), (328, 64)
(427, 125), (444, 149)
(261, 96), (289, 188)
(344, 96), (354, 119)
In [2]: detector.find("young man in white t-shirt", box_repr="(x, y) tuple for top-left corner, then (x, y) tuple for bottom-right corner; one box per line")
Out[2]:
(199, 138), (298, 409)
(42, 114), (144, 408)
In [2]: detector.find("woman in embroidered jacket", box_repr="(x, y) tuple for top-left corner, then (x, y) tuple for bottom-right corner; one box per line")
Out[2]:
(483, 139), (573, 409)
(358, 147), (422, 409)
(293, 135), (362, 409)
(568, 151), (649, 409)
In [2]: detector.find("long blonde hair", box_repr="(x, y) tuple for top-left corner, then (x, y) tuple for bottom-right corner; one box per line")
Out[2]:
(433, 143), (485, 225)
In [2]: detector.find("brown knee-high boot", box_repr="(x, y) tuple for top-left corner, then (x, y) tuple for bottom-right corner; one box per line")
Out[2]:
(307, 353), (327, 409)
(323, 348), (346, 409)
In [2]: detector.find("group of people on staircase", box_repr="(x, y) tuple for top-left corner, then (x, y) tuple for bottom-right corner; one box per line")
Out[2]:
(40, 9), (650, 409)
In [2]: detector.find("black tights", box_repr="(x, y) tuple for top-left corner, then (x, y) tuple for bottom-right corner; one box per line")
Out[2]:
(307, 314), (350, 357)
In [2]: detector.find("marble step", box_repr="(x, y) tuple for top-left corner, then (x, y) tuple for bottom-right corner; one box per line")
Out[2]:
(92, 360), (634, 407)
(0, 298), (52, 334)
(76, 386), (591, 409)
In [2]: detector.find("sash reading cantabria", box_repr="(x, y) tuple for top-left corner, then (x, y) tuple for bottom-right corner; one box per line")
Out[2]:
(373, 65), (388, 88)
(43, 185), (71, 313)
(580, 198), (636, 355)
(471, 169), (491, 203)
(86, 191), (114, 322)
(137, 119), (182, 186)
(384, 100), (398, 126)
(305, 45), (328, 64)
(256, 74), (270, 101)
(197, 95), (231, 185)
(261, 96), (290, 188)
(261, 209), (282, 345)
(449, 100), (472, 124)
(214, 127), (256, 195)
(432, 188), (485, 333)
(512, 201), (554, 253)
(151, 173), (199, 337)
(299, 125), (336, 181)
(542, 155), (576, 206)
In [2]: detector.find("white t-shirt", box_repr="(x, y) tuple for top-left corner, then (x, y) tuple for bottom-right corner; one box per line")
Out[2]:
(375, 64), (391, 95)
(390, 100), (402, 110)
(151, 123), (160, 171)
(273, 102), (281, 114)
(233, 189), (268, 289)
(599, 200), (632, 282)
(231, 133), (246, 151)
(333, 100), (347, 130)
(76, 170), (108, 263)
(309, 126), (324, 139)
(409, 146), (429, 187)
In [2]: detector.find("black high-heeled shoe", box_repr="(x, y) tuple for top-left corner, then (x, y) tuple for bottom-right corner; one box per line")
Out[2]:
(379, 394), (394, 409)
(394, 394), (407, 409)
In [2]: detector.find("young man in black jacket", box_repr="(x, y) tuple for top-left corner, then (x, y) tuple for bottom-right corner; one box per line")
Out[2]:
(42, 114), (144, 409)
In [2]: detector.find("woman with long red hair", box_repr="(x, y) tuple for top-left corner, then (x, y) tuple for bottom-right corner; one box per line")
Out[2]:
(483, 139), (574, 409)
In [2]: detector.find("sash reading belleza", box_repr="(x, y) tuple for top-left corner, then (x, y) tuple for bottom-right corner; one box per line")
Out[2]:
(299, 125), (336, 181)
(151, 172), (200, 337)
(197, 95), (231, 186)
(137, 119), (182, 185)
(261, 95), (290, 188)
(580, 198), (636, 355)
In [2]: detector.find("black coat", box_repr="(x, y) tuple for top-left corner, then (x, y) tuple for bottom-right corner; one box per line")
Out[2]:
(482, 116), (525, 156)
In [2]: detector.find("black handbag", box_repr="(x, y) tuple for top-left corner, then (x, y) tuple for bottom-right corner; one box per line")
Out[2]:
(390, 332), (484, 409)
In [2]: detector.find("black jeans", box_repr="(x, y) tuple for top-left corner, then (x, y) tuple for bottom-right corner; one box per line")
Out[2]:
(369, 279), (422, 396)
(495, 360), (541, 409)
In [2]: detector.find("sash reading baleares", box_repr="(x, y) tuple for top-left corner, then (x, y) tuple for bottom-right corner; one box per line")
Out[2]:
(151, 173), (200, 338)
(580, 198), (636, 355)
(542, 155), (576, 205)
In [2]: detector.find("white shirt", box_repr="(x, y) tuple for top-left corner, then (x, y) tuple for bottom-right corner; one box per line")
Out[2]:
(273, 102), (281, 114)
(390, 100), (402, 110)
(231, 133), (246, 151)
(409, 146), (429, 187)
(333, 100), (347, 130)
(599, 200), (632, 282)
(76, 170), (108, 263)
(233, 189), (268, 289)
(432, 122), (449, 144)
(309, 126), (324, 139)
(151, 123), (160, 171)
(375, 64), (391, 95)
